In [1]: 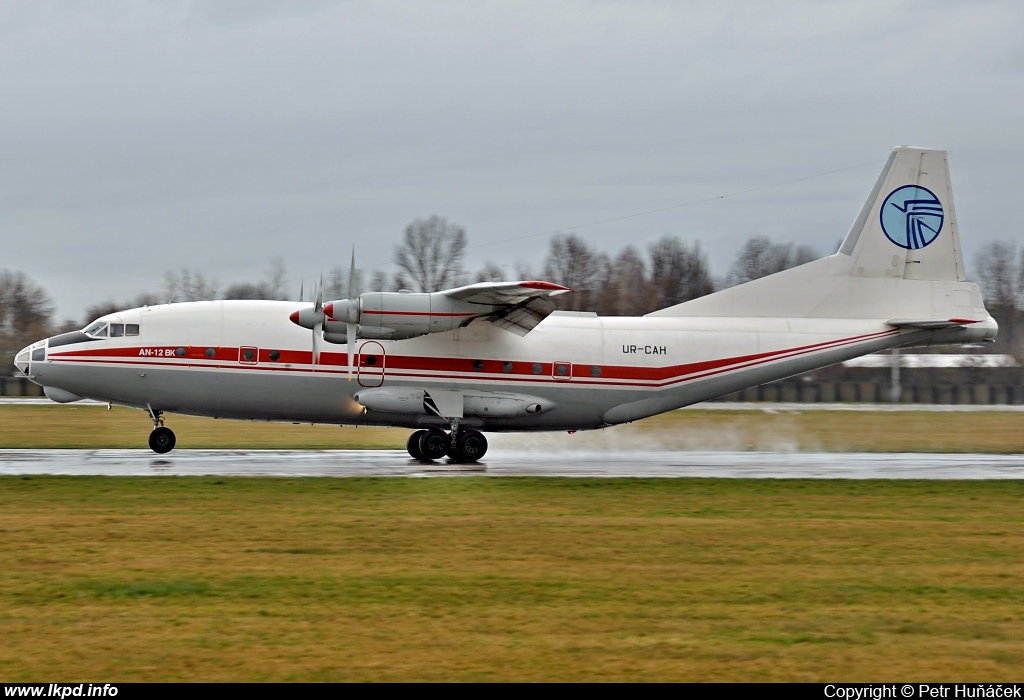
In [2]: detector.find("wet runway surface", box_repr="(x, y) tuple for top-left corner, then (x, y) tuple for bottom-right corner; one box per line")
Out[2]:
(1, 449), (1023, 478)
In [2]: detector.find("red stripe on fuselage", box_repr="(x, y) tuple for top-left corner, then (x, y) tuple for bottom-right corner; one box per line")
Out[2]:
(45, 328), (898, 388)
(360, 310), (478, 317)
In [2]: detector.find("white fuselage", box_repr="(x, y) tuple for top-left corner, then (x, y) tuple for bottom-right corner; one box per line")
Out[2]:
(24, 299), (994, 432)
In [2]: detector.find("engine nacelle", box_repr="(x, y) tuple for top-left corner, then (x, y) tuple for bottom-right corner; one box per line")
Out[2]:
(324, 292), (488, 341)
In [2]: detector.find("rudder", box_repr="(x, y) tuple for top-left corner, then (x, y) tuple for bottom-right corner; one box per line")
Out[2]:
(837, 146), (965, 282)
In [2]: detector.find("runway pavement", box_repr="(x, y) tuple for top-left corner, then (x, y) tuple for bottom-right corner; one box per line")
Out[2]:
(1, 449), (1022, 478)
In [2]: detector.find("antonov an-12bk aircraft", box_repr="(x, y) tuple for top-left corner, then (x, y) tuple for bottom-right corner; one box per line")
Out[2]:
(14, 147), (997, 462)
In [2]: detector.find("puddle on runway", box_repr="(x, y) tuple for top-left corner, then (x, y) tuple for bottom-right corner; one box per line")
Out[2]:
(0, 449), (1023, 478)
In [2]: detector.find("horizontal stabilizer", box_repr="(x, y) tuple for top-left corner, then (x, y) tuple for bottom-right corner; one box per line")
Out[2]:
(886, 318), (980, 330)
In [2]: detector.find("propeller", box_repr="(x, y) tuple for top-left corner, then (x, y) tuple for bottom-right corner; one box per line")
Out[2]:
(346, 248), (358, 380)
(312, 273), (324, 369)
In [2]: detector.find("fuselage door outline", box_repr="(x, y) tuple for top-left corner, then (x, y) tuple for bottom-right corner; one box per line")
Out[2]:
(357, 341), (385, 388)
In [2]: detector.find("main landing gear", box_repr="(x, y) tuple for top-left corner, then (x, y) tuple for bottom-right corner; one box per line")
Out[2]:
(146, 406), (176, 454)
(406, 427), (488, 463)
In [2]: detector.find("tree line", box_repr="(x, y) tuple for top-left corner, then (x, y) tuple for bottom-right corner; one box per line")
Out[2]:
(2, 212), (884, 375)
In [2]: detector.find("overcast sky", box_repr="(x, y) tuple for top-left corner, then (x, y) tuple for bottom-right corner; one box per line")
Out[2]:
(2, 0), (1022, 322)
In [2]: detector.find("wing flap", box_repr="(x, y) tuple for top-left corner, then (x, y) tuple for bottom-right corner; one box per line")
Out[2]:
(487, 297), (559, 337)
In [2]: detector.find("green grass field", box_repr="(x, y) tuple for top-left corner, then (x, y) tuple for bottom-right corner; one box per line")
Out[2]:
(4, 403), (1024, 452)
(3, 405), (1023, 680)
(1, 477), (1022, 681)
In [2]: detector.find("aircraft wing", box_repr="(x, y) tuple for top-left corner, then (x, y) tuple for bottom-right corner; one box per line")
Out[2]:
(444, 281), (571, 336)
(886, 318), (981, 330)
(444, 280), (570, 305)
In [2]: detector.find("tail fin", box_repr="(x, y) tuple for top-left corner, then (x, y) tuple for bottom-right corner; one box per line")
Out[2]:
(838, 146), (965, 282)
(648, 146), (984, 321)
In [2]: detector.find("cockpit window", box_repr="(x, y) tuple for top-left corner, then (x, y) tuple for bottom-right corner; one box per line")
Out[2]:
(84, 322), (108, 338)
(110, 323), (125, 337)
(125, 324), (139, 336)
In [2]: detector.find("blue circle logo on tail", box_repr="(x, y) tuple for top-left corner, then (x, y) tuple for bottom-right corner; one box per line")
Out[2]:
(880, 185), (944, 250)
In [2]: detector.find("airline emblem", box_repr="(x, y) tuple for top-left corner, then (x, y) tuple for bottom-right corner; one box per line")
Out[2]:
(880, 185), (944, 250)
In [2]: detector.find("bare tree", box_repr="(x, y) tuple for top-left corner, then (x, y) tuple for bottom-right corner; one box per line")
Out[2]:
(264, 257), (288, 300)
(974, 242), (1024, 358)
(542, 233), (607, 311)
(368, 269), (394, 293)
(0, 270), (54, 376)
(323, 265), (365, 300)
(394, 216), (467, 292)
(223, 257), (290, 300)
(162, 268), (218, 303)
(474, 261), (506, 284)
(81, 293), (161, 326)
(596, 246), (651, 315)
(648, 236), (715, 309)
(975, 242), (1023, 309)
(726, 236), (817, 287)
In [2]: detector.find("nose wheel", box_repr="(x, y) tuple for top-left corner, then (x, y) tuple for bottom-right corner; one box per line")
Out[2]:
(145, 405), (176, 454)
(405, 428), (487, 463)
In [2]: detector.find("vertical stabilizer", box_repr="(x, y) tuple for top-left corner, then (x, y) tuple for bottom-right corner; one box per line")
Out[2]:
(837, 146), (965, 282)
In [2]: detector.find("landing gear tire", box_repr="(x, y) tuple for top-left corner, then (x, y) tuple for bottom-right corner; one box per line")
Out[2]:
(454, 430), (487, 463)
(149, 426), (176, 454)
(418, 428), (449, 461)
(406, 430), (427, 460)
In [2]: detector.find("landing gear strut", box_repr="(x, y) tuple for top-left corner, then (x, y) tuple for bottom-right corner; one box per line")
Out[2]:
(146, 405), (176, 454)
(405, 427), (487, 463)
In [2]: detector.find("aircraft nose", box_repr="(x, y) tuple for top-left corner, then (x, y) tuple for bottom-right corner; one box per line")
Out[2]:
(13, 344), (32, 375)
(13, 339), (46, 376)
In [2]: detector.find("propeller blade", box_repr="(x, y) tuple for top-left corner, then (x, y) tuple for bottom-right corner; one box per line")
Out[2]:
(312, 274), (324, 368)
(347, 322), (357, 381)
(347, 247), (358, 380)
(348, 246), (357, 300)
(313, 322), (322, 367)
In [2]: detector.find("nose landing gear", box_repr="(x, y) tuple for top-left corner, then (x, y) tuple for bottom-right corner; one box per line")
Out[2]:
(405, 427), (487, 463)
(146, 405), (176, 454)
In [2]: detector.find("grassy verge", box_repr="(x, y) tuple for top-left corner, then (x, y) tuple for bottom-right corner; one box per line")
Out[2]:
(4, 404), (1024, 452)
(0, 477), (1022, 681)
(0, 405), (407, 449)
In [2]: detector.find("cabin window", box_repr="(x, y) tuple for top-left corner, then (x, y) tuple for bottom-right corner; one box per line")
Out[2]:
(205, 348), (216, 359)
(472, 360), (484, 371)
(555, 364), (569, 377)
(242, 348), (256, 362)
(502, 362), (513, 373)
(175, 347), (186, 357)
(363, 355), (378, 367)
(532, 363), (543, 375)
(110, 324), (125, 337)
(269, 350), (280, 362)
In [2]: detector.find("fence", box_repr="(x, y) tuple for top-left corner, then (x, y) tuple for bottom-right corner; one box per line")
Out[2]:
(714, 380), (1024, 404)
